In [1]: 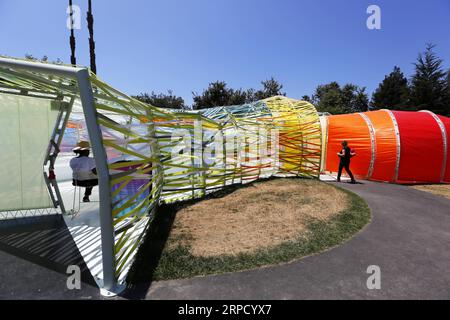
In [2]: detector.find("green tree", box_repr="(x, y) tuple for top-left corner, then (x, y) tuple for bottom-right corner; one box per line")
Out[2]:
(25, 54), (48, 62)
(371, 66), (410, 110)
(301, 95), (311, 102)
(24, 54), (63, 64)
(410, 44), (448, 115)
(341, 84), (369, 113)
(192, 81), (256, 109)
(254, 77), (286, 100)
(134, 90), (186, 109)
(311, 82), (369, 114)
(228, 88), (255, 105)
(312, 82), (344, 114)
(192, 81), (233, 109)
(192, 78), (285, 109)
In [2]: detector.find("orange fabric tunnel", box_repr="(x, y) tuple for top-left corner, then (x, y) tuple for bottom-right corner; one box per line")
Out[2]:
(364, 110), (397, 182)
(324, 113), (372, 178)
(323, 110), (450, 184)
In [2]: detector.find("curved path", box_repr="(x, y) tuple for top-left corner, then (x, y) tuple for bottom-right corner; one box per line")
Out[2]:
(145, 181), (450, 300)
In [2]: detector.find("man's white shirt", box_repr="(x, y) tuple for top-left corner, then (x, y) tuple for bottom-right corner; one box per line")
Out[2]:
(70, 156), (97, 181)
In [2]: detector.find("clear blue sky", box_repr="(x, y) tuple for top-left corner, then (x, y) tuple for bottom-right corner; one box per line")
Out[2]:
(1, 0), (449, 105)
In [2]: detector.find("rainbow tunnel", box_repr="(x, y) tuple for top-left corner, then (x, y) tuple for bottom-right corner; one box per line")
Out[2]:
(0, 56), (449, 295)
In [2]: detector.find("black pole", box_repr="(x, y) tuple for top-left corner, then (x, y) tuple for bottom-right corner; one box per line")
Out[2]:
(69, 0), (77, 66)
(87, 0), (97, 74)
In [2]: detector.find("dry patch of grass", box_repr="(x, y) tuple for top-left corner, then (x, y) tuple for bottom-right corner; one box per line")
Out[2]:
(167, 179), (348, 257)
(127, 178), (371, 282)
(411, 184), (450, 200)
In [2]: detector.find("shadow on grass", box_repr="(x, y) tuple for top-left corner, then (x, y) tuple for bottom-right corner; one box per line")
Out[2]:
(121, 202), (177, 299)
(122, 178), (277, 299)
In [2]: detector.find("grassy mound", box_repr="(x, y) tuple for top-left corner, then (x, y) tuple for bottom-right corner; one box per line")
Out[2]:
(127, 178), (371, 284)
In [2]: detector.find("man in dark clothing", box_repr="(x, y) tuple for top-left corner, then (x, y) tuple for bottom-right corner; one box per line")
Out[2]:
(337, 140), (356, 184)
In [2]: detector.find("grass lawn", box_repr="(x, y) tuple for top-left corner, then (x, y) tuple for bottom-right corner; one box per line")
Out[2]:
(411, 184), (450, 200)
(126, 178), (371, 285)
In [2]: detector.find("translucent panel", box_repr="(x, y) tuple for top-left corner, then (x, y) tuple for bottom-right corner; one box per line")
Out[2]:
(88, 73), (322, 281)
(0, 94), (60, 211)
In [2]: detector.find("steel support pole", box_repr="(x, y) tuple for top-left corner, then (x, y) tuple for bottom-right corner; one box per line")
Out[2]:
(76, 69), (118, 295)
(0, 57), (123, 296)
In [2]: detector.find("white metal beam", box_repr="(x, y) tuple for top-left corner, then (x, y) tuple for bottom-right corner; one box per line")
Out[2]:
(358, 113), (377, 179)
(0, 57), (120, 296)
(383, 109), (401, 183)
(420, 110), (448, 183)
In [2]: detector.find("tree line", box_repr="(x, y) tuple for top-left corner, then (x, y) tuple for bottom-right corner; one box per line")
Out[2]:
(368, 43), (449, 116)
(135, 44), (450, 116)
(133, 77), (286, 110)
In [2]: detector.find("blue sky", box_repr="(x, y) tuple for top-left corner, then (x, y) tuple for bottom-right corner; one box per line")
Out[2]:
(1, 0), (449, 105)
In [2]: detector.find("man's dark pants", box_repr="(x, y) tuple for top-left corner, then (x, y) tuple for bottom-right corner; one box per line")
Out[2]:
(73, 179), (99, 197)
(337, 160), (355, 182)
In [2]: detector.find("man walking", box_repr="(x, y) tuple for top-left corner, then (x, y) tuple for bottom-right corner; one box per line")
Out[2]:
(337, 140), (356, 184)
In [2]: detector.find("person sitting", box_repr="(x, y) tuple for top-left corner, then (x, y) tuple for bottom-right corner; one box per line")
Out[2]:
(69, 141), (98, 202)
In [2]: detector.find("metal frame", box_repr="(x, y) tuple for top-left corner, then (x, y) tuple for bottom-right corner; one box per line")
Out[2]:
(43, 98), (74, 214)
(383, 109), (401, 182)
(0, 57), (119, 296)
(420, 110), (448, 183)
(76, 69), (120, 295)
(358, 113), (377, 179)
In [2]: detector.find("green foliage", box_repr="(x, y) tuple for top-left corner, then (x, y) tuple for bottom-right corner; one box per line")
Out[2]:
(312, 82), (342, 114)
(192, 81), (241, 109)
(22, 44), (450, 116)
(133, 91), (186, 109)
(305, 44), (448, 116)
(410, 44), (448, 115)
(254, 77), (286, 100)
(302, 95), (312, 102)
(311, 82), (369, 114)
(228, 88), (255, 106)
(192, 78), (285, 109)
(24, 54), (63, 65)
(371, 66), (410, 110)
(341, 84), (369, 113)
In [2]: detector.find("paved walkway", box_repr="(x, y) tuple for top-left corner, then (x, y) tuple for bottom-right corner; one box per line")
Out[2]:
(1, 180), (449, 299)
(146, 181), (450, 300)
(0, 215), (101, 299)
